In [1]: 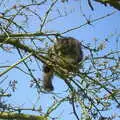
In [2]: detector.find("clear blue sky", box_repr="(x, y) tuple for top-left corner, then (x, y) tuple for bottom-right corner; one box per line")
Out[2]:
(0, 0), (120, 120)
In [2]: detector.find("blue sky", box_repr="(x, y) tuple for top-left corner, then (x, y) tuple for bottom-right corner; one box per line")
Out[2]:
(0, 0), (120, 120)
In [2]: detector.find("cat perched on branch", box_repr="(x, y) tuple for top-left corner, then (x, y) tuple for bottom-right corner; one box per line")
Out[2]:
(43, 37), (83, 91)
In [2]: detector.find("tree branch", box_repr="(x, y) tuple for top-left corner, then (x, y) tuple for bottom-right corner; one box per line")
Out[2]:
(0, 112), (47, 120)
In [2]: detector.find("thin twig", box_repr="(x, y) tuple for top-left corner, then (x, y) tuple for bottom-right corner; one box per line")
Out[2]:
(61, 11), (116, 34)
(0, 53), (32, 77)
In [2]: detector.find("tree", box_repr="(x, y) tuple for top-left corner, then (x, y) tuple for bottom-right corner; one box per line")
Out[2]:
(0, 0), (120, 120)
(95, 0), (120, 10)
(62, 0), (120, 11)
